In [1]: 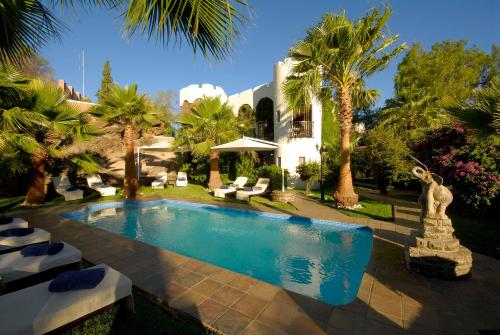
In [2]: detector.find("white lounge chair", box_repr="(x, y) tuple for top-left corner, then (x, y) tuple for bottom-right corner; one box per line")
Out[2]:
(0, 217), (28, 232)
(236, 178), (270, 201)
(86, 174), (116, 197)
(151, 172), (168, 189)
(0, 264), (133, 335)
(0, 242), (81, 291)
(214, 176), (248, 198)
(0, 228), (51, 255)
(176, 171), (188, 187)
(53, 175), (84, 201)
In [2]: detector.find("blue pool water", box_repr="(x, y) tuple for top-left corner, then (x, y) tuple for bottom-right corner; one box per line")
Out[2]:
(64, 200), (373, 305)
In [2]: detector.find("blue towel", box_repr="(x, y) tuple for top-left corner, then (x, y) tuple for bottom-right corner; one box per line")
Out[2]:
(49, 268), (106, 292)
(178, 177), (186, 181)
(220, 185), (229, 189)
(244, 187), (253, 191)
(0, 228), (34, 237)
(0, 216), (13, 225)
(21, 242), (64, 257)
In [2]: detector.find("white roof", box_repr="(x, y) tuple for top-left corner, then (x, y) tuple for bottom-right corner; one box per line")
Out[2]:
(211, 136), (279, 152)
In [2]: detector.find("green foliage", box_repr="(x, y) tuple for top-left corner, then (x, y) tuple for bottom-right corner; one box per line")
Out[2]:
(122, 0), (249, 60)
(95, 83), (158, 128)
(321, 98), (340, 147)
(236, 152), (256, 183)
(362, 127), (411, 194)
(237, 104), (255, 136)
(448, 79), (500, 142)
(0, 0), (63, 66)
(380, 41), (498, 143)
(296, 162), (321, 193)
(174, 96), (241, 158)
(283, 6), (405, 111)
(96, 61), (113, 103)
(254, 164), (288, 191)
(255, 98), (274, 140)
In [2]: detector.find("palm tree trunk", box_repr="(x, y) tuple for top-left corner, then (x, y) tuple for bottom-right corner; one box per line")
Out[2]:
(123, 124), (138, 198)
(208, 151), (223, 191)
(24, 153), (46, 205)
(334, 86), (359, 208)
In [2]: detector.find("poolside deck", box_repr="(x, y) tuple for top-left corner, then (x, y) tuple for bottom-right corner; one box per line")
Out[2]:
(11, 194), (500, 335)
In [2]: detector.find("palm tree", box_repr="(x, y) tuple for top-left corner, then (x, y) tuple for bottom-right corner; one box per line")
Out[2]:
(447, 80), (500, 141)
(0, 0), (248, 66)
(283, 7), (405, 208)
(175, 97), (241, 190)
(0, 78), (99, 204)
(95, 83), (159, 198)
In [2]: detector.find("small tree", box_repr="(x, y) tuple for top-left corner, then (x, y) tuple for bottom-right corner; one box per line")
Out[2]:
(296, 162), (321, 194)
(96, 61), (113, 103)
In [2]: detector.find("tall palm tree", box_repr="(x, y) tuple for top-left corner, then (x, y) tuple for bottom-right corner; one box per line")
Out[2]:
(0, 0), (248, 66)
(95, 83), (158, 198)
(175, 97), (241, 190)
(283, 7), (405, 208)
(0, 78), (99, 204)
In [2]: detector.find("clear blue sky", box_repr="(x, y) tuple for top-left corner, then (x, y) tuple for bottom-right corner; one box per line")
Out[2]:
(41, 0), (500, 108)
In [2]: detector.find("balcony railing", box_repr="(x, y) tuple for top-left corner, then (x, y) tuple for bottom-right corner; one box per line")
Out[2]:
(290, 121), (313, 138)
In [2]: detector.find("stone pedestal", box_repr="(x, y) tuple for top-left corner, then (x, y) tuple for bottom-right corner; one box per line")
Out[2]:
(405, 216), (472, 279)
(271, 190), (296, 203)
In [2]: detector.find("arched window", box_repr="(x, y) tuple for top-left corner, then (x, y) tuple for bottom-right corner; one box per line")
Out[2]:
(255, 98), (274, 140)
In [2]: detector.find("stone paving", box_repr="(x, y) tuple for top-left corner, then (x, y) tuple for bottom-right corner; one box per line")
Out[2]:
(8, 192), (500, 335)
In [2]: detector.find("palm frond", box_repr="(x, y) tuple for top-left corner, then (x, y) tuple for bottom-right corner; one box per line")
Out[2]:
(122, 0), (249, 60)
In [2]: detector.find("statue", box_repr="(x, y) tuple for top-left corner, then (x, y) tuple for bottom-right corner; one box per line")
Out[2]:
(411, 166), (453, 219)
(404, 158), (472, 279)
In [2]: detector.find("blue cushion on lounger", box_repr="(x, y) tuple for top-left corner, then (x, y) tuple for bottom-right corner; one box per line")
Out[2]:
(220, 185), (229, 189)
(48, 268), (105, 292)
(0, 228), (34, 237)
(65, 186), (79, 192)
(178, 177), (186, 181)
(0, 216), (13, 225)
(21, 242), (64, 257)
(244, 187), (253, 191)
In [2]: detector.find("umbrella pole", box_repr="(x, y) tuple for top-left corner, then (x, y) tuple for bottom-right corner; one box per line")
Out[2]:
(137, 148), (140, 180)
(281, 167), (285, 192)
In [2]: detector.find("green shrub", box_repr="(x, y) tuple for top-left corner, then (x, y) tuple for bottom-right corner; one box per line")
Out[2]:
(255, 164), (288, 191)
(236, 153), (257, 183)
(296, 162), (321, 193)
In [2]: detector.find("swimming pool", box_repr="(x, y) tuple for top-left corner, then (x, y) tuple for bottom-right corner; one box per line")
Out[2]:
(64, 199), (373, 305)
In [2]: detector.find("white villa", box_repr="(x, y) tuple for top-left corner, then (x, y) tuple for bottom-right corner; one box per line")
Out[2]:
(179, 58), (322, 179)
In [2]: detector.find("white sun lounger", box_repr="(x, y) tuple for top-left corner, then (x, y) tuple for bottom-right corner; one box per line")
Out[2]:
(236, 178), (270, 201)
(0, 242), (82, 285)
(214, 176), (248, 198)
(53, 175), (84, 201)
(86, 174), (116, 197)
(0, 218), (28, 232)
(0, 228), (51, 254)
(176, 171), (188, 187)
(0, 264), (133, 335)
(151, 172), (168, 189)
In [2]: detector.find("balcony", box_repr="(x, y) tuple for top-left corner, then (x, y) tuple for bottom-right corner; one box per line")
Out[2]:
(290, 121), (313, 138)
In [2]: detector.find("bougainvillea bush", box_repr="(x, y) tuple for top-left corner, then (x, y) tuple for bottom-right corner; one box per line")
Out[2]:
(414, 127), (499, 215)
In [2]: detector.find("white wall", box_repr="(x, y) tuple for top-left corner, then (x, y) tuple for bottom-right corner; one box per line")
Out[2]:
(179, 84), (227, 106)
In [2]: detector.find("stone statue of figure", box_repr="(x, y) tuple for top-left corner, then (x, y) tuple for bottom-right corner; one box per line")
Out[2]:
(411, 165), (453, 219)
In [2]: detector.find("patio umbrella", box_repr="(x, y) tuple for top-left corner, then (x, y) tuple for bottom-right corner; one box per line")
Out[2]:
(211, 136), (286, 192)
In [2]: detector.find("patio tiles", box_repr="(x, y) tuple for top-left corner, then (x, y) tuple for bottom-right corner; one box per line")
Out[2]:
(246, 281), (280, 301)
(212, 309), (253, 335)
(191, 278), (224, 297)
(242, 321), (286, 335)
(173, 271), (205, 288)
(211, 285), (246, 307)
(232, 294), (268, 318)
(196, 299), (228, 324)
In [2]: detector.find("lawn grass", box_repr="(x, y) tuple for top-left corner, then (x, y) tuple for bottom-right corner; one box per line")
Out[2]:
(61, 289), (212, 335)
(0, 183), (295, 213)
(296, 189), (393, 221)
